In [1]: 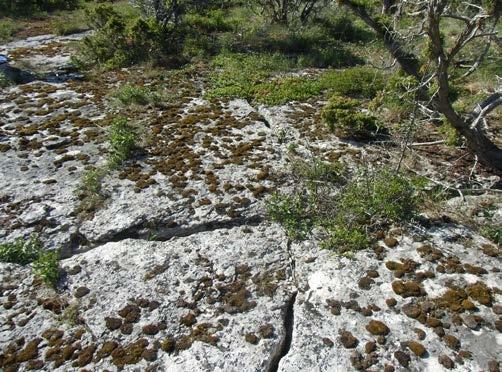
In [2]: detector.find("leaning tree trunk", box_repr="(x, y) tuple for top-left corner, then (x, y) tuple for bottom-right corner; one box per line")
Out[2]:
(340, 0), (502, 172)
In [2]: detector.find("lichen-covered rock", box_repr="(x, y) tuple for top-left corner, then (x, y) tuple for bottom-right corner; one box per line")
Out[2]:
(0, 224), (294, 371)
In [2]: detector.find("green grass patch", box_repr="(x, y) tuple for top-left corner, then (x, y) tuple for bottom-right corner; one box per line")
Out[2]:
(206, 54), (385, 105)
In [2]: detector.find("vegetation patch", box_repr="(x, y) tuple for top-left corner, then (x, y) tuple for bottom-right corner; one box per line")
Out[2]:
(322, 96), (382, 140)
(268, 162), (419, 253)
(108, 117), (137, 167)
(113, 84), (160, 106)
(0, 235), (60, 287)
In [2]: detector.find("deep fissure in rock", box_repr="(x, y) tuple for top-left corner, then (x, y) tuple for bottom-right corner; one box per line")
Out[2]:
(269, 291), (297, 372)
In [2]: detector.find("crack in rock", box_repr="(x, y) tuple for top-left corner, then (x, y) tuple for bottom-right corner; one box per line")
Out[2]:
(268, 291), (298, 372)
(73, 215), (264, 253)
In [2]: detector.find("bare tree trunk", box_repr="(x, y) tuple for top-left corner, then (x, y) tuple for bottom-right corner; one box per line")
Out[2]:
(341, 0), (502, 172)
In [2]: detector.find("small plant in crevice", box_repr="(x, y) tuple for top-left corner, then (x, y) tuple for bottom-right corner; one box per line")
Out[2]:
(33, 250), (60, 288)
(74, 167), (107, 218)
(267, 193), (312, 240)
(108, 117), (137, 168)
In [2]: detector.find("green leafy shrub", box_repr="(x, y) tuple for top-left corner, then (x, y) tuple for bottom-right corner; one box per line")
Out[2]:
(322, 96), (381, 140)
(268, 162), (419, 254)
(108, 117), (137, 167)
(439, 121), (462, 146)
(0, 235), (42, 264)
(0, 0), (81, 16)
(32, 250), (60, 287)
(267, 193), (312, 240)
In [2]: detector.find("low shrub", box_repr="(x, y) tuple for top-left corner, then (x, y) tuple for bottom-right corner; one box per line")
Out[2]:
(268, 163), (419, 254)
(0, 0), (81, 17)
(108, 117), (137, 167)
(322, 96), (381, 140)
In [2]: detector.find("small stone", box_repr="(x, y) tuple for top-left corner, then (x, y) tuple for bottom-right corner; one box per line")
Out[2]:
(462, 315), (479, 330)
(74, 287), (90, 298)
(438, 354), (455, 369)
(339, 330), (358, 348)
(322, 338), (334, 347)
(366, 320), (390, 336)
(407, 340), (426, 357)
(364, 341), (376, 354)
(105, 317), (122, 331)
(386, 298), (397, 308)
(384, 237), (398, 247)
(443, 335), (460, 350)
(245, 333), (259, 344)
(394, 350), (410, 367)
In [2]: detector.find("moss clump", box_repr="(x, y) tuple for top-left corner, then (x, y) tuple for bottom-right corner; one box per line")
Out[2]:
(15, 338), (42, 363)
(96, 341), (118, 359)
(105, 317), (122, 331)
(392, 280), (425, 297)
(407, 341), (427, 357)
(142, 324), (160, 335)
(74, 345), (96, 368)
(338, 330), (358, 348)
(180, 313), (197, 327)
(245, 333), (259, 344)
(365, 320), (390, 336)
(118, 304), (141, 323)
(466, 282), (493, 306)
(111, 339), (148, 367)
